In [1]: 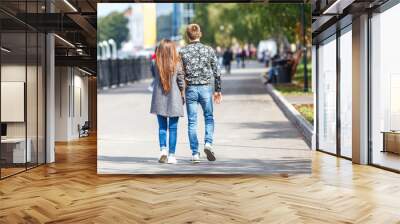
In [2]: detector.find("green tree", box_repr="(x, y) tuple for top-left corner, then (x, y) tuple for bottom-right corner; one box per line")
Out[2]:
(191, 4), (215, 45)
(191, 3), (311, 48)
(98, 11), (129, 49)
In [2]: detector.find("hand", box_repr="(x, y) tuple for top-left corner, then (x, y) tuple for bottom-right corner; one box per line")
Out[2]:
(213, 92), (222, 104)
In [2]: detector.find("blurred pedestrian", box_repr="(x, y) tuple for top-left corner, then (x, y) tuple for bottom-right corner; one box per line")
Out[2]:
(264, 50), (270, 68)
(148, 49), (157, 92)
(222, 48), (233, 74)
(216, 46), (223, 67)
(267, 54), (280, 83)
(235, 48), (241, 68)
(241, 48), (246, 68)
(250, 44), (257, 58)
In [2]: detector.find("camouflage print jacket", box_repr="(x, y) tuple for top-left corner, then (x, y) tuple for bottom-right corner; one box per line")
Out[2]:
(179, 41), (222, 92)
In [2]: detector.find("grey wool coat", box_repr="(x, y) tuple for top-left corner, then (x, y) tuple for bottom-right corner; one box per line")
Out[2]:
(150, 62), (185, 117)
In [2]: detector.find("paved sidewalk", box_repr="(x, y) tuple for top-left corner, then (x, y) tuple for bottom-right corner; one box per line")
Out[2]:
(285, 95), (313, 105)
(98, 61), (311, 174)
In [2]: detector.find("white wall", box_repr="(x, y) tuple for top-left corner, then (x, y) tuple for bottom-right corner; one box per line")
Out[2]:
(55, 66), (69, 141)
(71, 73), (89, 138)
(1, 65), (38, 138)
(55, 67), (89, 141)
(1, 65), (25, 133)
(1, 63), (46, 164)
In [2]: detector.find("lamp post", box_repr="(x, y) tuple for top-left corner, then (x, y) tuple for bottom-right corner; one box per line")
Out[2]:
(301, 3), (308, 92)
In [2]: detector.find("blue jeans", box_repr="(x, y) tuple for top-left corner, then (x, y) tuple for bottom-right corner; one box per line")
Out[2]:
(269, 66), (278, 81)
(185, 85), (214, 155)
(157, 115), (179, 154)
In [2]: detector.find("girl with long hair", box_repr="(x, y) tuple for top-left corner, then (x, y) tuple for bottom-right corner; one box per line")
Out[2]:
(150, 39), (185, 164)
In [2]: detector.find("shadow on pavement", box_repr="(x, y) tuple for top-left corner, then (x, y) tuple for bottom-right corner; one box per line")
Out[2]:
(98, 155), (311, 174)
(236, 121), (302, 140)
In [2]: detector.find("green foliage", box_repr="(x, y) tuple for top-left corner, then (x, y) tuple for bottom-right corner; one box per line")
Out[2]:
(273, 62), (312, 96)
(293, 62), (312, 84)
(191, 4), (217, 45)
(274, 83), (312, 96)
(294, 104), (314, 124)
(98, 11), (129, 49)
(191, 3), (311, 47)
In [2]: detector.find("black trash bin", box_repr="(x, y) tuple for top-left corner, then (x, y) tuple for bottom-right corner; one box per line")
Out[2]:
(275, 59), (292, 83)
(277, 64), (292, 83)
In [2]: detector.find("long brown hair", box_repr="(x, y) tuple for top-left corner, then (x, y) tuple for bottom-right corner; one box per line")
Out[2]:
(156, 39), (180, 93)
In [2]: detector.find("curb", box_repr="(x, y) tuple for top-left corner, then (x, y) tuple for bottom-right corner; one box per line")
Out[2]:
(264, 83), (313, 148)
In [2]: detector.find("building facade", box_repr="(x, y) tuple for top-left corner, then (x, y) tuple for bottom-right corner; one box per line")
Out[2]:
(312, 0), (400, 172)
(122, 3), (157, 51)
(156, 3), (195, 41)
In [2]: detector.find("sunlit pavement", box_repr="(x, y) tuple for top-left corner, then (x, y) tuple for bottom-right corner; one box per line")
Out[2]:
(97, 60), (311, 174)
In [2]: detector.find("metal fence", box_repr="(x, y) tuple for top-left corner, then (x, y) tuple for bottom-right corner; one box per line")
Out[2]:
(98, 57), (152, 89)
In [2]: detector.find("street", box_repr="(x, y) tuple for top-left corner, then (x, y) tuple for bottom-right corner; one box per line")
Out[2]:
(97, 61), (311, 174)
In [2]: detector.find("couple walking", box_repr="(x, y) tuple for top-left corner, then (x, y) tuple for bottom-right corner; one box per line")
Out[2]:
(150, 24), (222, 164)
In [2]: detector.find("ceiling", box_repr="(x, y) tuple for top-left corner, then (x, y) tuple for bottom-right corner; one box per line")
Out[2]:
(311, 0), (389, 41)
(99, 0), (308, 2)
(0, 0), (98, 73)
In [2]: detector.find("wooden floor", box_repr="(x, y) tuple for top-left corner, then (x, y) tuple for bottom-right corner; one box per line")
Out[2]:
(0, 136), (400, 223)
(1, 167), (26, 178)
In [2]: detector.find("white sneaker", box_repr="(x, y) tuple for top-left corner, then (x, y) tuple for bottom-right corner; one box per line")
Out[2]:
(167, 154), (177, 164)
(191, 153), (201, 163)
(158, 148), (168, 163)
(204, 143), (216, 161)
